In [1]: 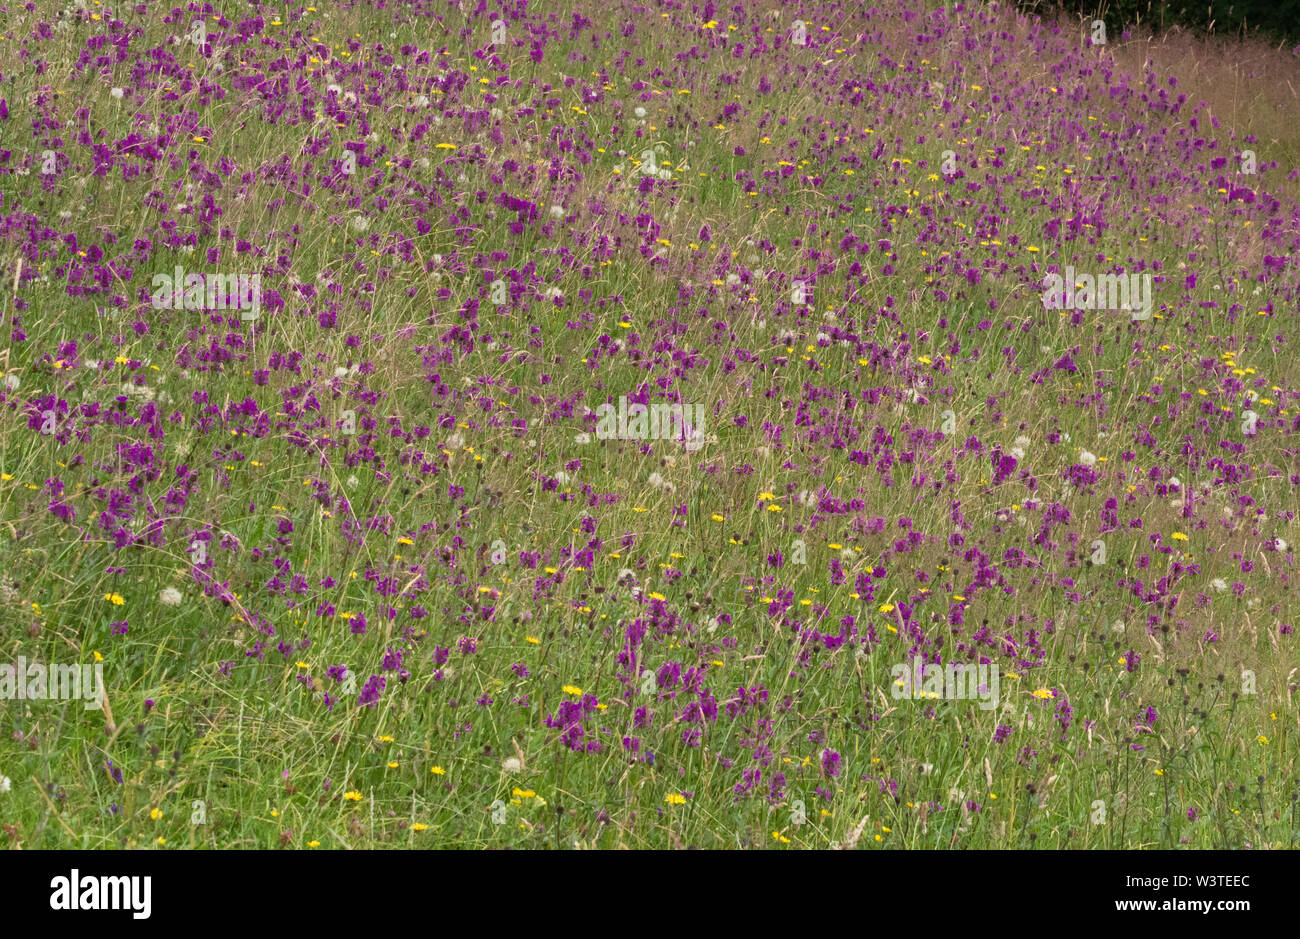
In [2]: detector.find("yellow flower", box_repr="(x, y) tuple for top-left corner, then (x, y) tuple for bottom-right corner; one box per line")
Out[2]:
(1032, 688), (1054, 699)
(878, 604), (895, 613)
(104, 593), (125, 605)
(343, 791), (363, 801)
(525, 636), (540, 645)
(1256, 735), (1269, 745)
(562, 685), (583, 695)
(149, 808), (162, 820)
(1170, 532), (1188, 541)
(307, 840), (320, 848)
(430, 766), (446, 775)
(377, 734), (394, 743)
(411, 823), (428, 832)
(664, 793), (687, 805)
(387, 761), (399, 769)
(513, 788), (537, 799)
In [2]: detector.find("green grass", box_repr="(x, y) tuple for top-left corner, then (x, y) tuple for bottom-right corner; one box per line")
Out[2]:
(0, 0), (1297, 850)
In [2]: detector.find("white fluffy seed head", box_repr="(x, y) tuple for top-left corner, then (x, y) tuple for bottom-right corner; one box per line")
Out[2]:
(648, 472), (675, 493)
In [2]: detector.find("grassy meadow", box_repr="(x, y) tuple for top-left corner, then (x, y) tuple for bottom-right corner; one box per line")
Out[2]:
(0, 0), (1297, 850)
